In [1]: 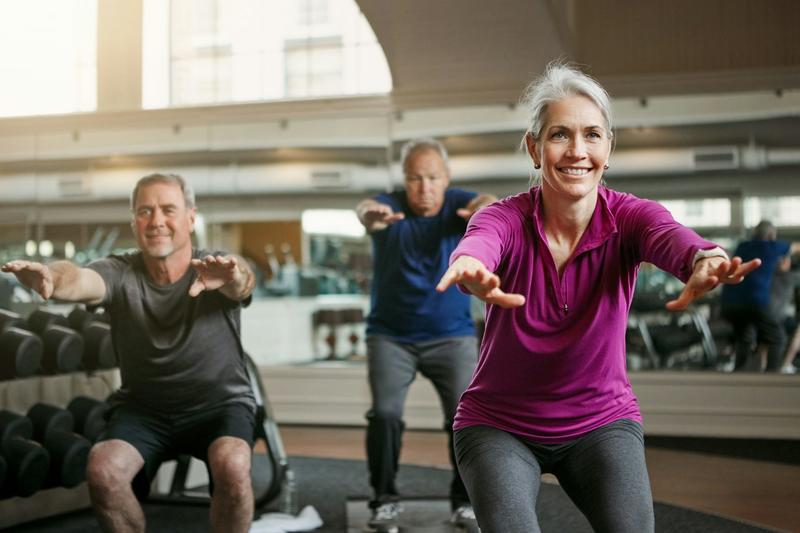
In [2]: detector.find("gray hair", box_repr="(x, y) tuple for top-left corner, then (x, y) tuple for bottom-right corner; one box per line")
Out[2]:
(752, 220), (777, 240)
(130, 173), (196, 211)
(400, 137), (450, 176)
(520, 61), (614, 184)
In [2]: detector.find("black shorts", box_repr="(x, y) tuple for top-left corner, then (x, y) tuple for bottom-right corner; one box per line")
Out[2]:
(100, 401), (256, 498)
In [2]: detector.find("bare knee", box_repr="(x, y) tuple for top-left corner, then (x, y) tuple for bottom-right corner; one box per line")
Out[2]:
(86, 441), (143, 495)
(209, 438), (252, 494)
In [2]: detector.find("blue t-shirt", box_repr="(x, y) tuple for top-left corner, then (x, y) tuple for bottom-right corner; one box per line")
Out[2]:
(367, 188), (477, 342)
(721, 239), (790, 308)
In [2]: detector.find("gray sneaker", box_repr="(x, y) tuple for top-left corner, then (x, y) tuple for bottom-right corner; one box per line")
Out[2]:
(451, 504), (479, 531)
(364, 502), (401, 533)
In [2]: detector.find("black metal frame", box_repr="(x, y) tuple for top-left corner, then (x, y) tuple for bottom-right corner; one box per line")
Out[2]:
(147, 354), (290, 511)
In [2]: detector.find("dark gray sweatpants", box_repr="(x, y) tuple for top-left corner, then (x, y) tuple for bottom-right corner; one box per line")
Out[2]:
(454, 418), (654, 533)
(366, 335), (478, 508)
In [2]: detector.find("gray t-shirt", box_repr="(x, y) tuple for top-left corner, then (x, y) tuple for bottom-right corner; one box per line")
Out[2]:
(88, 249), (255, 414)
(770, 268), (800, 320)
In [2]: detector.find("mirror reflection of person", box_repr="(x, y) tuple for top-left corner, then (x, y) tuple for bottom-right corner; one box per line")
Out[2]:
(721, 221), (800, 372)
(3, 173), (257, 533)
(771, 257), (800, 373)
(356, 138), (496, 532)
(436, 62), (759, 533)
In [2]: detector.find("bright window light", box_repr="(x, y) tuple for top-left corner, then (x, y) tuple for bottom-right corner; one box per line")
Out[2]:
(657, 198), (731, 227)
(744, 196), (800, 227)
(302, 210), (365, 238)
(143, 0), (391, 109)
(64, 241), (76, 259)
(0, 0), (97, 117)
(38, 240), (54, 258)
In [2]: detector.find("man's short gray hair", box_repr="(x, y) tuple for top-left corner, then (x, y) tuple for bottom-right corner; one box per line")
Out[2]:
(400, 138), (450, 176)
(752, 220), (777, 240)
(130, 173), (196, 211)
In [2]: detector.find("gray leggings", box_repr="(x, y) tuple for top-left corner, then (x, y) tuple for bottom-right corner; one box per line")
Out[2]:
(454, 419), (654, 533)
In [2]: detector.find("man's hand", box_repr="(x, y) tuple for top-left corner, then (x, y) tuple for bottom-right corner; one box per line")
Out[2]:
(357, 201), (405, 232)
(1, 260), (54, 300)
(456, 193), (497, 220)
(436, 255), (525, 308)
(189, 255), (244, 297)
(665, 256), (761, 311)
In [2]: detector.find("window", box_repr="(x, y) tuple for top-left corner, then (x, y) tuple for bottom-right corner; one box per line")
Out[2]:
(744, 196), (800, 227)
(301, 210), (364, 238)
(143, 0), (391, 109)
(297, 0), (330, 26)
(657, 199), (731, 227)
(285, 37), (343, 97)
(0, 0), (96, 117)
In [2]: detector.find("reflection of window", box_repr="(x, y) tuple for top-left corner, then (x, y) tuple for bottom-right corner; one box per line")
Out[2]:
(745, 196), (800, 227)
(0, 0), (96, 117)
(657, 199), (731, 227)
(301, 210), (364, 238)
(285, 38), (343, 97)
(168, 0), (233, 106)
(142, 0), (391, 108)
(297, 0), (330, 26)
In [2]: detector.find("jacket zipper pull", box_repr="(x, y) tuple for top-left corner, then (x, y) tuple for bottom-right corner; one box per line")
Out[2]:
(562, 303), (569, 313)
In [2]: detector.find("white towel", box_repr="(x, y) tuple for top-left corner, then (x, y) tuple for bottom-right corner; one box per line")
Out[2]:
(249, 505), (324, 533)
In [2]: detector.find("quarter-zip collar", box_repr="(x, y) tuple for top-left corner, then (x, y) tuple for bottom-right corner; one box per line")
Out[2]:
(530, 185), (619, 258)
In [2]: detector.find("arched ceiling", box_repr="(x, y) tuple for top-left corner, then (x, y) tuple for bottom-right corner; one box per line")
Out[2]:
(358, 0), (800, 109)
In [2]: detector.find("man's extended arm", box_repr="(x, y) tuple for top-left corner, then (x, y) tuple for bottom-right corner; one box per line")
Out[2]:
(189, 254), (255, 301)
(356, 198), (404, 233)
(1, 260), (106, 304)
(456, 193), (498, 220)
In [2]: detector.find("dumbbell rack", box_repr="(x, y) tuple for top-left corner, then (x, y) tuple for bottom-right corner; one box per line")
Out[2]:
(0, 368), (120, 530)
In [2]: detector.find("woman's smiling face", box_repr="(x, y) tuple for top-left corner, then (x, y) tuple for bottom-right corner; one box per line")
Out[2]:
(527, 95), (612, 201)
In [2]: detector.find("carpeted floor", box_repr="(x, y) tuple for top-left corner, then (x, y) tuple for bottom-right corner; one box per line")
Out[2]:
(11, 456), (775, 532)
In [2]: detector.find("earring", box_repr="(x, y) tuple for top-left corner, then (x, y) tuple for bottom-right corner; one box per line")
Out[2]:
(603, 164), (609, 170)
(534, 163), (541, 169)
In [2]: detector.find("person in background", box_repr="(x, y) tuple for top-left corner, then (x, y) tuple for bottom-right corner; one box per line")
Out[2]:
(769, 255), (800, 373)
(721, 220), (800, 372)
(436, 61), (759, 533)
(355, 138), (496, 533)
(2, 173), (257, 533)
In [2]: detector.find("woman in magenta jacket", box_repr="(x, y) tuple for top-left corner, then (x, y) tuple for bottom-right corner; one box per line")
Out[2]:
(436, 62), (760, 533)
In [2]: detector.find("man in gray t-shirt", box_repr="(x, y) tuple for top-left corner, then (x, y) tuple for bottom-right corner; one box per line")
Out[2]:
(2, 173), (257, 533)
(88, 250), (254, 414)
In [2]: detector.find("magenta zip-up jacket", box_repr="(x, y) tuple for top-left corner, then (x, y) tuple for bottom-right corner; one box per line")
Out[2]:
(451, 186), (719, 443)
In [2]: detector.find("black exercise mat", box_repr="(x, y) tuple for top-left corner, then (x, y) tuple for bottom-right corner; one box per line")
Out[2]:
(10, 456), (777, 533)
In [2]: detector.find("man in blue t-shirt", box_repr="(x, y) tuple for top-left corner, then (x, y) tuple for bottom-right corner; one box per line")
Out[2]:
(722, 220), (798, 371)
(356, 138), (495, 532)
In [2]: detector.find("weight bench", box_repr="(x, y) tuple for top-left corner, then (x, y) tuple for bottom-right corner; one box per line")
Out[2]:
(146, 353), (290, 513)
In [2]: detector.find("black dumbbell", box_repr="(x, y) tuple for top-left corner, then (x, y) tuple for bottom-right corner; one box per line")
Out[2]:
(0, 454), (6, 492)
(26, 309), (69, 335)
(0, 410), (50, 498)
(67, 307), (116, 371)
(2, 310), (84, 376)
(27, 403), (91, 489)
(67, 306), (110, 329)
(81, 322), (116, 371)
(67, 396), (109, 442)
(0, 309), (25, 332)
(39, 325), (84, 374)
(27, 403), (74, 443)
(0, 327), (43, 379)
(23, 310), (84, 374)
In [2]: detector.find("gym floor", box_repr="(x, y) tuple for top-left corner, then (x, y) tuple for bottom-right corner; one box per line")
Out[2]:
(279, 425), (800, 532)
